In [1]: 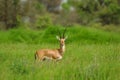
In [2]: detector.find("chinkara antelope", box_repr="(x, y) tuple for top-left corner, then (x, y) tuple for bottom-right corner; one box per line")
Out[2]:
(35, 29), (67, 61)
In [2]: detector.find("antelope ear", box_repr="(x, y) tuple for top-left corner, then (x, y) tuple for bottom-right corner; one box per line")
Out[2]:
(56, 36), (60, 40)
(65, 36), (68, 40)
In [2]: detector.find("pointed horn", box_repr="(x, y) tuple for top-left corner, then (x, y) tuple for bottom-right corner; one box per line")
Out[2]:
(57, 29), (61, 38)
(63, 28), (67, 38)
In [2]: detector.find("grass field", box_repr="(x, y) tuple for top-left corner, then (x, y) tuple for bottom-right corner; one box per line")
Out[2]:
(0, 26), (120, 80)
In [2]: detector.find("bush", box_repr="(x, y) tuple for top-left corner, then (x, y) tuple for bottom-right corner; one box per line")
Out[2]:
(10, 59), (34, 75)
(0, 26), (120, 44)
(71, 0), (120, 25)
(35, 15), (53, 29)
(98, 3), (120, 25)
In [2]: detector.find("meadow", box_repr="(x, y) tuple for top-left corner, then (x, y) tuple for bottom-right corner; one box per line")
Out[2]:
(0, 26), (120, 80)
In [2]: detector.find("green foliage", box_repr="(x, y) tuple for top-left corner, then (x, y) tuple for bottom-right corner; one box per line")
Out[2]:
(10, 59), (30, 75)
(35, 2), (46, 13)
(90, 23), (120, 33)
(13, 0), (19, 5)
(71, 0), (120, 25)
(8, 28), (44, 44)
(62, 3), (70, 11)
(0, 0), (120, 29)
(35, 15), (52, 29)
(69, 27), (120, 44)
(98, 2), (120, 24)
(0, 26), (120, 44)
(72, 0), (98, 24)
(0, 0), (21, 29)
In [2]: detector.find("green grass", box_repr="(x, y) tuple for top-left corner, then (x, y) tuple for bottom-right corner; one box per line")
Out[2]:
(0, 43), (120, 80)
(0, 26), (120, 80)
(0, 26), (120, 44)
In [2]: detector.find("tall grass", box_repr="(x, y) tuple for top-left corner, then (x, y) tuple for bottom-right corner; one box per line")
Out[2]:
(0, 26), (120, 44)
(0, 26), (120, 80)
(0, 43), (120, 80)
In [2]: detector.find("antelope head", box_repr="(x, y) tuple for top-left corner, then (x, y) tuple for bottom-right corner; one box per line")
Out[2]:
(56, 28), (67, 53)
(56, 28), (67, 44)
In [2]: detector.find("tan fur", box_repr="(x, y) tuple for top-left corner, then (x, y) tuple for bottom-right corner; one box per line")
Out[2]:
(35, 38), (66, 61)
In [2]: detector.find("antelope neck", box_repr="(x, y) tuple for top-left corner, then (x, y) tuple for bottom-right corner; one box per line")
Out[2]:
(59, 44), (65, 54)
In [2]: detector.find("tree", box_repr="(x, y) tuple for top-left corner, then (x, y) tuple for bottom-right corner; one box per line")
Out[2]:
(0, 0), (19, 29)
(0, 0), (38, 29)
(69, 0), (120, 25)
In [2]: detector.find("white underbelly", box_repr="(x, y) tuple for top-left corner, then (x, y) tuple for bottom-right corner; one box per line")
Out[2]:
(44, 56), (52, 60)
(44, 55), (62, 60)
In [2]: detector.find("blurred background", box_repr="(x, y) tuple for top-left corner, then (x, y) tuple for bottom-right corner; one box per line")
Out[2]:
(0, 0), (120, 30)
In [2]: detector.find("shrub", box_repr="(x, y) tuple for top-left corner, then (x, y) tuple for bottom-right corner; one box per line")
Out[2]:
(10, 59), (34, 75)
(35, 15), (52, 29)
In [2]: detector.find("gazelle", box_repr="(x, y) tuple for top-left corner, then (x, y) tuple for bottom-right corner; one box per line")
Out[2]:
(35, 29), (67, 61)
